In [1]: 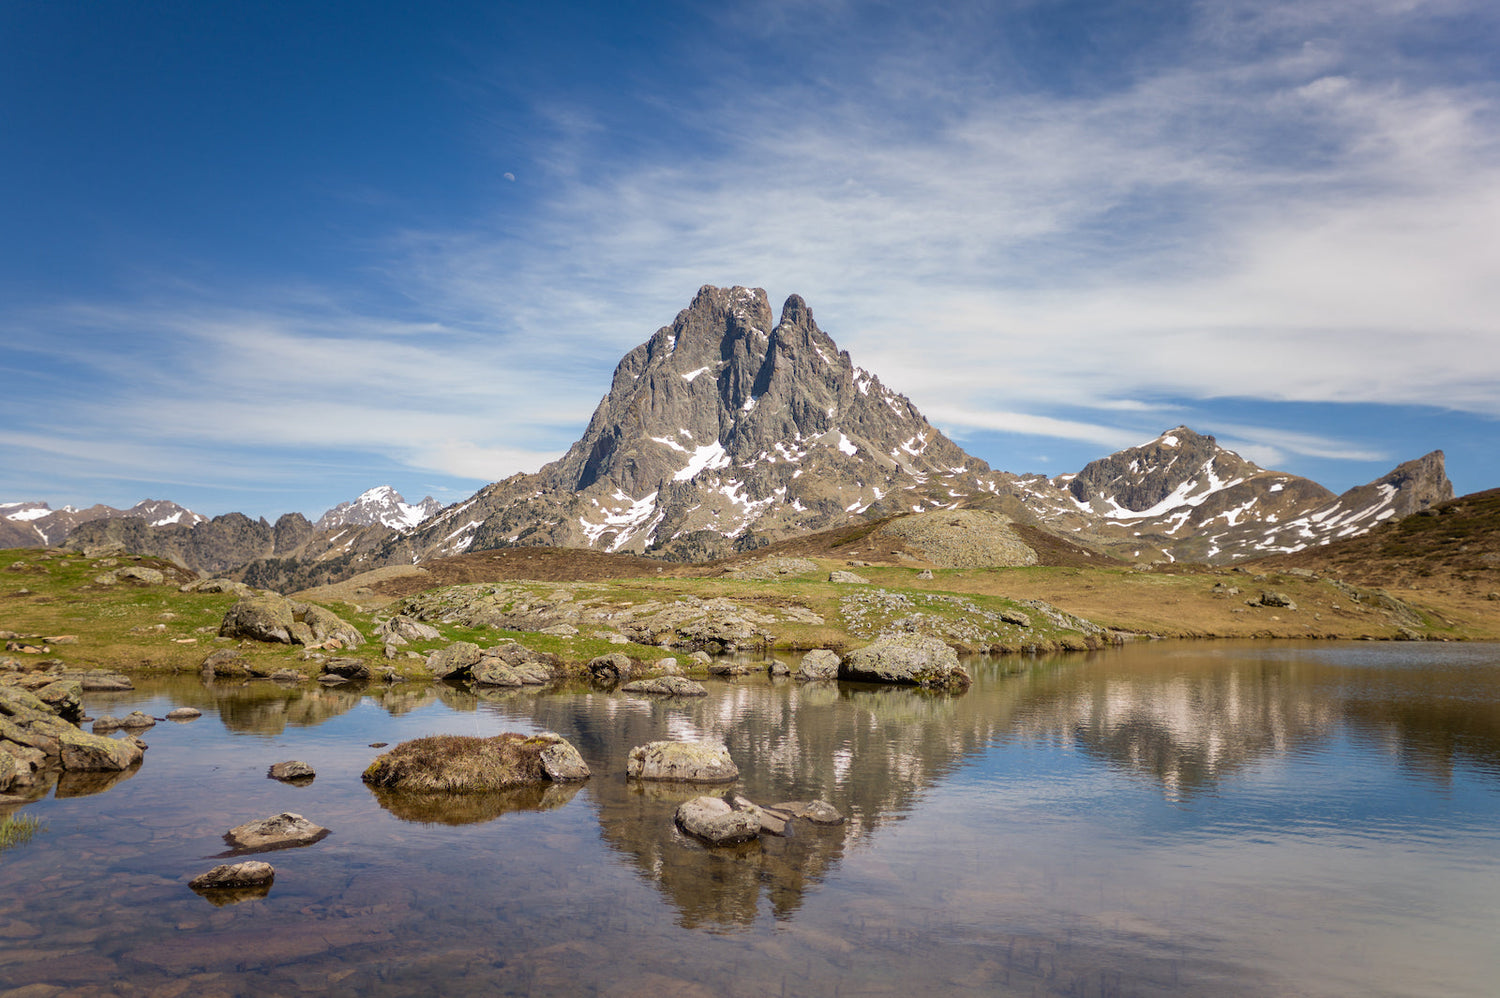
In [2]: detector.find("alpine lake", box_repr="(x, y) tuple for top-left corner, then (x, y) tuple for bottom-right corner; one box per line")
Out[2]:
(3, 640), (1499, 997)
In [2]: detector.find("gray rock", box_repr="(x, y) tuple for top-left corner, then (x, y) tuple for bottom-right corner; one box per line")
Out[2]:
(828, 570), (872, 584)
(189, 860), (275, 890)
(620, 675), (708, 697)
(268, 760), (315, 782)
(656, 656), (683, 675)
(797, 649), (841, 681)
(219, 594), (296, 644)
(427, 641), (483, 680)
(916, 569), (934, 580)
(772, 799), (846, 826)
(767, 659), (791, 677)
(34, 680), (82, 722)
(376, 614), (441, 645)
(841, 634), (971, 688)
(674, 796), (761, 845)
(223, 811), (329, 851)
(321, 657), (371, 681)
(537, 738), (591, 782)
(166, 707), (202, 721)
(1256, 590), (1298, 609)
(115, 566), (166, 585)
(201, 648), (251, 677)
(627, 740), (739, 783)
(587, 653), (633, 684)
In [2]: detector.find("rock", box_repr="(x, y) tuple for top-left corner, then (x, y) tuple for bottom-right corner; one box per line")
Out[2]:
(115, 566), (165, 585)
(269, 669), (305, 682)
(219, 594), (296, 644)
(363, 732), (589, 791)
(828, 570), (871, 584)
(92, 711), (154, 732)
(1255, 591), (1298, 610)
(841, 634), (971, 688)
(772, 799), (846, 825)
(223, 811), (330, 851)
(427, 641), (483, 680)
(587, 653), (633, 684)
(201, 648), (251, 677)
(166, 707), (202, 721)
(687, 651), (712, 668)
(998, 608), (1032, 627)
(472, 658), (551, 686)
(536, 737), (591, 781)
(190, 860), (275, 890)
(57, 726), (145, 771)
(70, 669), (132, 691)
(627, 740), (739, 783)
(674, 796), (761, 845)
(767, 659), (791, 677)
(376, 614), (441, 645)
(656, 656), (683, 675)
(725, 793), (791, 836)
(300, 604), (363, 649)
(707, 660), (755, 676)
(321, 657), (371, 681)
(33, 680), (82, 722)
(797, 649), (841, 681)
(620, 676), (708, 697)
(268, 760), (316, 782)
(539, 623), (578, 636)
(182, 577), (256, 597)
(916, 569), (933, 580)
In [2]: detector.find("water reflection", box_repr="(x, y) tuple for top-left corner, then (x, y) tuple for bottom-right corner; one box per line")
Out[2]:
(369, 780), (584, 825)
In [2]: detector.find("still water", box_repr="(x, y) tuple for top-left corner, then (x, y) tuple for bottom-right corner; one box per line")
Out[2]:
(3, 641), (1499, 996)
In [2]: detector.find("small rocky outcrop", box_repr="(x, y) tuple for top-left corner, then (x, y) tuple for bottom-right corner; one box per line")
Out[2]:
(268, 760), (315, 782)
(91, 711), (156, 733)
(426, 641), (483, 680)
(34, 679), (82, 722)
(1252, 591), (1298, 610)
(627, 740), (739, 783)
(218, 595), (363, 649)
(376, 614), (441, 646)
(1, 684), (145, 794)
(181, 578), (255, 598)
(321, 657), (371, 682)
(828, 570), (872, 584)
(223, 812), (329, 852)
(363, 732), (590, 792)
(620, 676), (708, 697)
(166, 707), (202, 721)
(471, 642), (561, 687)
(797, 649), (840, 681)
(840, 634), (971, 689)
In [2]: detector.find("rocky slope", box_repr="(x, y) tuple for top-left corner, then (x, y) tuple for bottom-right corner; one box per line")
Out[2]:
(1, 499), (205, 548)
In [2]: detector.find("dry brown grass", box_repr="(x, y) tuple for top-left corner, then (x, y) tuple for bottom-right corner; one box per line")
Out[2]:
(361, 732), (554, 792)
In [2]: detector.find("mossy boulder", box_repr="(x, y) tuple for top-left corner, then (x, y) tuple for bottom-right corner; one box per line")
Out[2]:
(362, 732), (590, 792)
(840, 634), (971, 689)
(626, 740), (739, 783)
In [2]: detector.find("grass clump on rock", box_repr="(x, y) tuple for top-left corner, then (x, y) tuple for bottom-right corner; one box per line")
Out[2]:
(362, 732), (590, 793)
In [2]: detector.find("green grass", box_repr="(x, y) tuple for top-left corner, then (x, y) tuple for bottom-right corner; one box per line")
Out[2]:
(0, 813), (44, 851)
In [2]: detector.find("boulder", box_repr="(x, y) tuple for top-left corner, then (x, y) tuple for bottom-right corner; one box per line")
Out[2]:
(725, 793), (790, 836)
(363, 732), (590, 792)
(376, 614), (441, 645)
(473, 658), (552, 686)
(656, 657), (683, 676)
(201, 648), (252, 677)
(57, 727), (145, 771)
(190, 861), (275, 890)
(166, 707), (202, 721)
(115, 566), (165, 585)
(797, 649), (841, 681)
(219, 594), (296, 644)
(34, 680), (82, 722)
(223, 811), (329, 851)
(182, 578), (255, 598)
(69, 669), (133, 691)
(620, 676), (708, 697)
(301, 604), (364, 649)
(627, 740), (739, 783)
(767, 659), (791, 677)
(1255, 591), (1298, 610)
(268, 760), (315, 782)
(322, 657), (371, 681)
(92, 711), (155, 732)
(841, 634), (970, 689)
(587, 653), (633, 684)
(426, 641), (483, 680)
(674, 796), (761, 845)
(772, 799), (846, 825)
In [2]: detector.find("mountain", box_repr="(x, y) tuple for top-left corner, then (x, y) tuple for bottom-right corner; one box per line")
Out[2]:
(31, 286), (1458, 580)
(385, 285), (987, 563)
(1, 499), (206, 548)
(315, 486), (444, 531)
(1006, 427), (1453, 563)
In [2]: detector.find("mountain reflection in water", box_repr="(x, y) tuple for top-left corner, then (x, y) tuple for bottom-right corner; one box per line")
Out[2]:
(3, 641), (1496, 996)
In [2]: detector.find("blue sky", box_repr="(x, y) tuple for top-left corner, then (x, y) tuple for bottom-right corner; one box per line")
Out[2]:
(3, 0), (1498, 520)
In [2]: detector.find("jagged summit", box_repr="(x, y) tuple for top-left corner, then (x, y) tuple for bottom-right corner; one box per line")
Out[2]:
(398, 285), (984, 561)
(315, 486), (443, 532)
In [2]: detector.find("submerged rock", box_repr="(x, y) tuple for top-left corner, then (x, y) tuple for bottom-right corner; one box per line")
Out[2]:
(166, 707), (202, 721)
(223, 811), (329, 852)
(627, 740), (739, 783)
(620, 676), (708, 697)
(190, 860), (275, 890)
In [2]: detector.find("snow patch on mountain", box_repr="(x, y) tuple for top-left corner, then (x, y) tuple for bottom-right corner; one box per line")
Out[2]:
(315, 486), (443, 532)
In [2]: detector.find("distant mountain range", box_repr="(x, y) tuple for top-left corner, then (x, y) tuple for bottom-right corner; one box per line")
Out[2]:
(3, 285), (1456, 583)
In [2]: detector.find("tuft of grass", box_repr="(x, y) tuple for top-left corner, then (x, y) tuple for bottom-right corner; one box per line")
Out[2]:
(362, 732), (554, 792)
(0, 813), (45, 851)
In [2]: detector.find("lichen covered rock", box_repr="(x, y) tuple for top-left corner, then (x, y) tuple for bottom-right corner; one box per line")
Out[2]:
(626, 740), (739, 783)
(840, 634), (970, 689)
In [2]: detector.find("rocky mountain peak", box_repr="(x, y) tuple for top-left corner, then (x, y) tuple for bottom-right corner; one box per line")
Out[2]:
(315, 486), (443, 532)
(1064, 426), (1274, 515)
